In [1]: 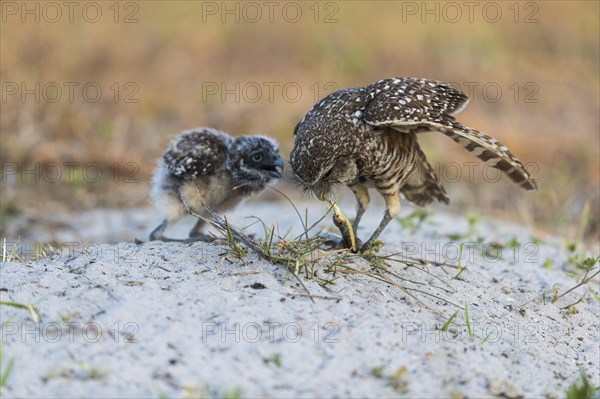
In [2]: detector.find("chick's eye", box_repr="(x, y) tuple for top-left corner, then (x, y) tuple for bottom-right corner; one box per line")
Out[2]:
(251, 153), (263, 163)
(323, 168), (334, 179)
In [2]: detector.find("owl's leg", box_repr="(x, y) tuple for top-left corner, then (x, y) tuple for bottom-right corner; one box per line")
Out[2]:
(149, 219), (169, 241)
(189, 218), (205, 237)
(361, 193), (400, 251)
(149, 219), (209, 242)
(150, 189), (191, 241)
(150, 219), (195, 242)
(349, 184), (370, 232)
(188, 219), (216, 242)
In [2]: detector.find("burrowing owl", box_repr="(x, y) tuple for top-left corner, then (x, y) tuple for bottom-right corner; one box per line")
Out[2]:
(150, 127), (283, 242)
(290, 77), (537, 251)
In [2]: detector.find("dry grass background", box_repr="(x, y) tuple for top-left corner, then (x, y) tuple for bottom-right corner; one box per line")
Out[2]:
(1, 1), (598, 243)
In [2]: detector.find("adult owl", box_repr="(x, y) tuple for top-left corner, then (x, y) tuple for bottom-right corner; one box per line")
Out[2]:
(290, 77), (537, 251)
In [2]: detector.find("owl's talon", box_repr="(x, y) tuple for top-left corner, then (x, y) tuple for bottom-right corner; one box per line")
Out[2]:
(347, 237), (363, 253)
(316, 233), (342, 248)
(318, 235), (362, 253)
(185, 233), (216, 243)
(360, 239), (383, 254)
(330, 236), (363, 252)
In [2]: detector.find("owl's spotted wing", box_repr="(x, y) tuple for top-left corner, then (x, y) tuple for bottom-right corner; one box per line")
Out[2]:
(362, 77), (537, 191)
(363, 77), (468, 126)
(163, 129), (230, 180)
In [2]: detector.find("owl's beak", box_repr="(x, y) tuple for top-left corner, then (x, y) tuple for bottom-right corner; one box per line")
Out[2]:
(312, 188), (330, 202)
(268, 156), (284, 178)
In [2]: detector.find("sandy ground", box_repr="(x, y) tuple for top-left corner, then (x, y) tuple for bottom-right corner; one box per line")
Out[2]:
(1, 198), (599, 398)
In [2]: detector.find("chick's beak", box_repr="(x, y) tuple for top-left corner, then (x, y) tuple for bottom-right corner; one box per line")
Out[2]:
(271, 156), (284, 178)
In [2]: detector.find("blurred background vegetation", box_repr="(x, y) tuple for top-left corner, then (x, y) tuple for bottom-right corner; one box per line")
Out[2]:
(1, 1), (598, 244)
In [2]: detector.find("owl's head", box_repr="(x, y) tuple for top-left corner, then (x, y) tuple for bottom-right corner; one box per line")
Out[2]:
(291, 157), (359, 200)
(228, 135), (283, 190)
(290, 128), (359, 200)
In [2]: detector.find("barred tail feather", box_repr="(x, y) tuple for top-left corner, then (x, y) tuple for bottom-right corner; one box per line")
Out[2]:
(402, 145), (450, 206)
(402, 177), (449, 206)
(435, 118), (538, 190)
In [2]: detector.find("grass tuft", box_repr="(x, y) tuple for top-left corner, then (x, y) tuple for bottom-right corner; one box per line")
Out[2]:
(0, 301), (41, 323)
(552, 258), (599, 304)
(262, 353), (282, 368)
(566, 370), (598, 399)
(441, 311), (458, 332)
(464, 303), (473, 340)
(2, 238), (23, 263)
(397, 209), (434, 233)
(0, 344), (15, 388)
(223, 216), (247, 261)
(179, 186), (476, 313)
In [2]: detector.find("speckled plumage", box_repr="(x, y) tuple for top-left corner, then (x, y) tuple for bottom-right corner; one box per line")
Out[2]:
(150, 127), (283, 242)
(290, 77), (537, 250)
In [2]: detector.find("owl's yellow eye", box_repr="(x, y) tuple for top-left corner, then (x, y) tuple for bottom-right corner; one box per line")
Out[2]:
(251, 153), (263, 162)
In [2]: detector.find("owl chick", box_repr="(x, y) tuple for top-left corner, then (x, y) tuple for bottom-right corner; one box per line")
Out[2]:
(290, 77), (537, 251)
(150, 127), (283, 242)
